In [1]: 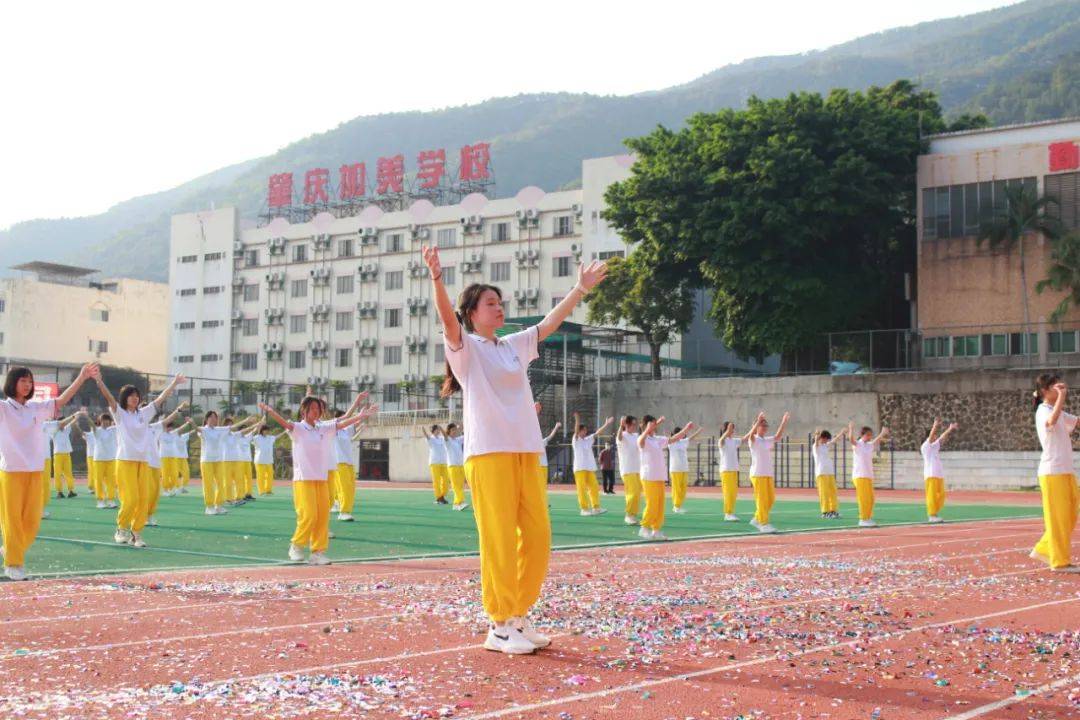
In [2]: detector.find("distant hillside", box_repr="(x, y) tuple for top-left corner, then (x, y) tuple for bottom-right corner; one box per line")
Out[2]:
(3, 0), (1079, 282)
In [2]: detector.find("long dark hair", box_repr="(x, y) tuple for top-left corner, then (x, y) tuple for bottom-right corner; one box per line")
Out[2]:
(3, 367), (33, 400)
(441, 283), (503, 398)
(1033, 373), (1061, 411)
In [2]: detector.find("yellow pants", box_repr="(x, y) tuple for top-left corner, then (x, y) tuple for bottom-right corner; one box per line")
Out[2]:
(116, 460), (151, 533)
(465, 452), (550, 623)
(147, 467), (162, 517)
(87, 455), (97, 494)
(52, 452), (74, 493)
(232, 461), (249, 500)
(177, 458), (190, 489)
(671, 471), (688, 509)
(42, 462), (50, 509)
(573, 470), (601, 511)
(429, 464), (449, 500)
(160, 457), (175, 492)
(750, 475), (775, 525)
(256, 464), (274, 495)
(95, 460), (118, 501)
(816, 474), (838, 514)
(720, 471), (739, 514)
(448, 465), (466, 506)
(641, 479), (666, 531)
(200, 461), (224, 507)
(335, 463), (356, 513)
(925, 477), (945, 517)
(622, 472), (642, 516)
(1033, 474), (1079, 569)
(537, 464), (548, 486)
(854, 477), (875, 521)
(0, 471), (45, 567)
(291, 480), (331, 553)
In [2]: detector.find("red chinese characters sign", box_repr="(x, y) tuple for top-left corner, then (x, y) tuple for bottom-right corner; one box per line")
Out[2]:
(376, 155), (405, 194)
(460, 143), (491, 182)
(268, 173), (293, 208)
(1049, 141), (1080, 172)
(339, 163), (366, 200)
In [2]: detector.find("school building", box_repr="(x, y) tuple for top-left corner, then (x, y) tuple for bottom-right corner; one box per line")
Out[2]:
(917, 116), (1080, 368)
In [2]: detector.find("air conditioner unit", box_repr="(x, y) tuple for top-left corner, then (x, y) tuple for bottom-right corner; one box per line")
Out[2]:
(571, 203), (583, 216)
(513, 289), (525, 300)
(514, 250), (526, 266)
(355, 374), (376, 388)
(360, 234), (378, 246)
(570, 243), (582, 257)
(526, 208), (539, 220)
(409, 225), (430, 240)
(356, 300), (377, 318)
(515, 293), (527, 308)
(357, 338), (378, 354)
(268, 237), (286, 255)
(232, 278), (246, 291)
(314, 234), (331, 249)
(230, 352), (242, 363)
(307, 376), (327, 387)
(359, 262), (379, 280)
(309, 267), (332, 284)
(362, 227), (378, 240)
(526, 288), (539, 300)
(263, 308), (284, 324)
(265, 271), (285, 288)
(408, 298), (428, 315)
(233, 241), (244, 253)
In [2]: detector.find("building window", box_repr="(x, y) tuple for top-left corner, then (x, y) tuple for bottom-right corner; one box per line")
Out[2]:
(176, 321), (195, 330)
(292, 244), (308, 262)
(385, 271), (403, 291)
(291, 279), (308, 298)
(922, 336), (949, 359)
(554, 216), (573, 237)
(241, 318), (258, 336)
(243, 284), (260, 302)
(335, 311), (353, 331)
(436, 228), (457, 248)
(179, 255), (198, 264)
(289, 314), (307, 333)
(597, 250), (624, 261)
(1049, 330), (1077, 354)
(442, 266), (456, 286)
(490, 261), (511, 282)
(289, 350), (306, 369)
(383, 383), (401, 403)
(245, 249), (259, 267)
(338, 238), (354, 258)
(204, 252), (224, 261)
(203, 286), (223, 295)
(922, 177), (1037, 240)
(289, 385), (304, 404)
(386, 233), (404, 253)
(176, 355), (194, 363)
(241, 353), (258, 371)
(90, 308), (109, 322)
(1009, 332), (1038, 355)
(950, 335), (979, 357)
(551, 295), (565, 309)
(200, 353), (221, 362)
(336, 275), (355, 294)
(491, 222), (510, 242)
(1045, 172), (1080, 230)
(179, 288), (197, 297)
(553, 256), (572, 277)
(384, 308), (401, 328)
(434, 343), (444, 362)
(0, 298), (5, 312)
(336, 347), (352, 367)
(384, 345), (402, 365)
(202, 320), (222, 329)
(980, 333), (1008, 356)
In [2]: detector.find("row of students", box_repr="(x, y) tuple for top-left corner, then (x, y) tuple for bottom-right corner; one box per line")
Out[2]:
(421, 424), (468, 510)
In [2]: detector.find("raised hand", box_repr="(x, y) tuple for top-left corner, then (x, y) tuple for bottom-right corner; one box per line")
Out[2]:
(576, 259), (608, 293)
(421, 245), (442, 279)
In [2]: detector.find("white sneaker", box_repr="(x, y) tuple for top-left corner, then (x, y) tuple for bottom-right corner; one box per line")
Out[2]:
(671, 506), (687, 514)
(288, 544), (305, 561)
(513, 617), (551, 648)
(181, 487), (189, 494)
(758, 524), (777, 534)
(580, 509), (594, 517)
(724, 513), (740, 522)
(114, 528), (130, 544)
(453, 503), (470, 511)
(750, 518), (762, 529)
(146, 516), (158, 527)
(338, 513), (355, 521)
(96, 500), (106, 509)
(592, 507), (608, 515)
(637, 526), (653, 539)
(108, 501), (119, 509)
(330, 502), (340, 513)
(1030, 549), (1049, 564)
(307, 552), (331, 566)
(624, 514), (639, 525)
(928, 515), (943, 524)
(41, 510), (51, 519)
(483, 623), (536, 654)
(215, 506), (229, 515)
(205, 507), (216, 515)
(859, 519), (878, 528)
(4, 566), (26, 581)
(651, 530), (669, 541)
(1051, 565), (1080, 573)
(131, 533), (147, 548)
(328, 530), (335, 539)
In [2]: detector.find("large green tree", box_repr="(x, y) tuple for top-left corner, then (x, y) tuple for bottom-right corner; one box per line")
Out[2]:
(603, 80), (983, 363)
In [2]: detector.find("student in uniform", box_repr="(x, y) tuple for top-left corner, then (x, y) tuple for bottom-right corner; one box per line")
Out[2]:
(717, 422), (742, 522)
(424, 243), (607, 654)
(174, 421), (193, 493)
(145, 404), (186, 527)
(616, 416), (642, 525)
(668, 423), (703, 514)
(1030, 374), (1080, 573)
(599, 442), (616, 495)
(259, 394), (367, 565)
(90, 413), (119, 509)
(812, 427), (847, 519)
(637, 415), (696, 540)
(848, 421), (890, 529)
(224, 416), (259, 505)
(333, 399), (373, 521)
(571, 412), (613, 517)
(746, 410), (790, 534)
(421, 425), (450, 505)
(41, 422), (55, 518)
(161, 416), (194, 496)
(197, 412), (230, 515)
(921, 417), (958, 524)
(92, 374), (185, 547)
(252, 419), (284, 496)
(75, 411), (97, 497)
(445, 422), (469, 511)
(46, 414), (79, 498)
(0, 363), (98, 580)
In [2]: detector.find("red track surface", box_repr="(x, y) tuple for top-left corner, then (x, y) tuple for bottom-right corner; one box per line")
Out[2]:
(1, 516), (1076, 719)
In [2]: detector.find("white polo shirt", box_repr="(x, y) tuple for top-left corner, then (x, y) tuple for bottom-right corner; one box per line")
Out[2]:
(446, 435), (464, 467)
(921, 439), (944, 479)
(48, 423), (73, 454)
(224, 430), (249, 462)
(0, 397), (56, 472)
(1035, 403), (1078, 477)
(852, 439), (877, 479)
(110, 404), (157, 463)
(444, 326), (542, 461)
(335, 428), (354, 466)
(539, 436), (550, 468)
(718, 437), (741, 473)
(427, 435), (448, 465)
(253, 434), (277, 466)
(147, 422), (164, 469)
(160, 430), (181, 459)
(640, 434), (669, 482)
(572, 434), (598, 472)
(84, 429), (96, 457)
(616, 431), (641, 475)
(289, 419), (337, 481)
(748, 435), (775, 478)
(668, 438), (690, 473)
(92, 426), (118, 461)
(199, 426), (229, 463)
(812, 441), (836, 477)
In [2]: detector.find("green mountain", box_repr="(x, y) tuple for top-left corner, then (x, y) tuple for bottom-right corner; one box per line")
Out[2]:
(3, 0), (1079, 282)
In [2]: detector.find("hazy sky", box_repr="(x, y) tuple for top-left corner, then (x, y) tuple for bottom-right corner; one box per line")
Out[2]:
(0, 0), (1018, 230)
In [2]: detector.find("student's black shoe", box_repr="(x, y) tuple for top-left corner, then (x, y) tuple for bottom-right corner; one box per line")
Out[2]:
(56, 492), (65, 499)
(67, 491), (77, 498)
(244, 494), (255, 500)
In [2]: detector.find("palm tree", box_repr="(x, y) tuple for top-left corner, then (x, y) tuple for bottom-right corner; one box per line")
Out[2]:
(1036, 232), (1080, 321)
(977, 185), (1064, 364)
